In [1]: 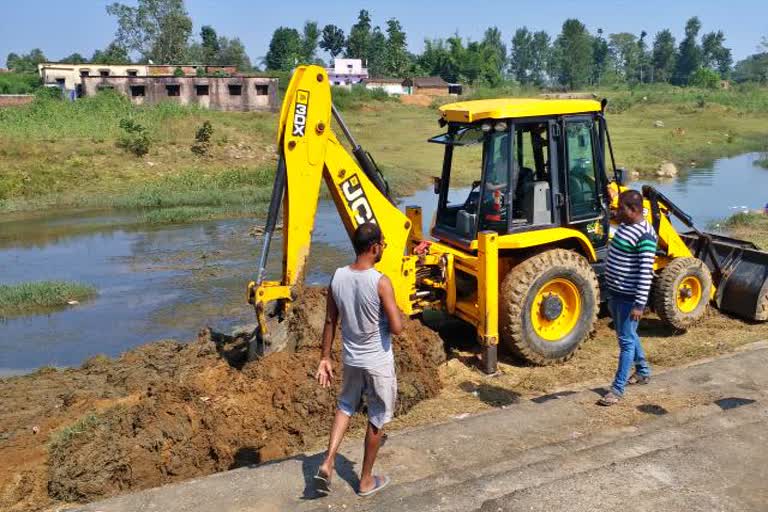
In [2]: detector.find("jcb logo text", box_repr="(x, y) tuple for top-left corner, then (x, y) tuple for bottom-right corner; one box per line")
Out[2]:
(341, 175), (378, 226)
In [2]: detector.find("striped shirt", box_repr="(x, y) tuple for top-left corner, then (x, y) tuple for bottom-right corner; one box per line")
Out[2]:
(605, 219), (657, 308)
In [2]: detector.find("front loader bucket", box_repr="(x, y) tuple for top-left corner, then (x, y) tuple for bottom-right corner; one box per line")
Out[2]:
(680, 232), (768, 321)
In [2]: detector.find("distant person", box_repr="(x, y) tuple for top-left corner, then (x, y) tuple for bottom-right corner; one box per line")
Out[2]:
(599, 189), (657, 406)
(314, 223), (403, 497)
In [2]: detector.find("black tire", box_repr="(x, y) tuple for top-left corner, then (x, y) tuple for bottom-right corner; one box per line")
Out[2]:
(653, 257), (712, 330)
(500, 249), (599, 365)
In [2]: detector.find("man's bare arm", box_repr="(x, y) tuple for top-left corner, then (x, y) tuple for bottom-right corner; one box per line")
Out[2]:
(321, 287), (339, 359)
(378, 275), (403, 335)
(316, 286), (338, 388)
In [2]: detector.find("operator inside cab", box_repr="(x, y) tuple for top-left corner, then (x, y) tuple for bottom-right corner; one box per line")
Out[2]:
(431, 119), (554, 243)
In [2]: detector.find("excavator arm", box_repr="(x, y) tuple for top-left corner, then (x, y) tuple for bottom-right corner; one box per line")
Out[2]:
(246, 65), (419, 355)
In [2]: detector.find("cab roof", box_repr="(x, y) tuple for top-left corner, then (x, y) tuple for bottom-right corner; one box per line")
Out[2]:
(439, 98), (602, 123)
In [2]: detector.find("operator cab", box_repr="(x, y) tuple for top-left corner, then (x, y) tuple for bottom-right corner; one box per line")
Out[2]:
(430, 98), (610, 250)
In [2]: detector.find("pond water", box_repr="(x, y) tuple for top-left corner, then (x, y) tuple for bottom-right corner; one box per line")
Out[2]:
(1, 152), (766, 374)
(628, 152), (768, 228)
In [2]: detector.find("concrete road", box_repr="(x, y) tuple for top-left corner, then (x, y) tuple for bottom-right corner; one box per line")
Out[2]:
(77, 342), (768, 512)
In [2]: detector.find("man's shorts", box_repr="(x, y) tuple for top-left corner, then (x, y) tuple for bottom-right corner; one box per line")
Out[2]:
(338, 363), (397, 429)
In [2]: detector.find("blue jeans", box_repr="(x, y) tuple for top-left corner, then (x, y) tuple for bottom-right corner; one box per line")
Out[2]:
(608, 295), (651, 396)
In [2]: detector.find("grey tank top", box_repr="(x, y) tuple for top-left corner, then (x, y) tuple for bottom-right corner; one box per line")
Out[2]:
(330, 266), (393, 369)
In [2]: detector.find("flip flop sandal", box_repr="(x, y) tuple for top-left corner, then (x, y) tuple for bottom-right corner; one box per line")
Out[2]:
(358, 475), (390, 497)
(313, 471), (332, 494)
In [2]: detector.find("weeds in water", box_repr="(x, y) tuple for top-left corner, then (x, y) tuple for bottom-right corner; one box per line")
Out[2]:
(109, 167), (274, 210)
(138, 204), (267, 224)
(48, 413), (102, 452)
(0, 280), (97, 317)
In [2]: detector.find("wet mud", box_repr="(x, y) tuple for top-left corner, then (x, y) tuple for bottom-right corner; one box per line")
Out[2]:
(0, 287), (445, 511)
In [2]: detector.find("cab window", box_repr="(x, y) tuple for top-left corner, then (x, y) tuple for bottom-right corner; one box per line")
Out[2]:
(565, 119), (600, 219)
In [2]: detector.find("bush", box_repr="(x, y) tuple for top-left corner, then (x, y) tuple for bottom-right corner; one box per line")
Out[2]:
(117, 118), (151, 157)
(690, 68), (722, 90)
(0, 72), (40, 94)
(331, 85), (397, 110)
(191, 121), (214, 156)
(173, 67), (185, 77)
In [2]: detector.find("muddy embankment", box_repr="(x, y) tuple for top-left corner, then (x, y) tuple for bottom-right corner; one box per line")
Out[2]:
(0, 288), (446, 511)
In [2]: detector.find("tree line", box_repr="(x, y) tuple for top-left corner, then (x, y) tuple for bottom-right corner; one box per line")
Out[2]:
(5, 0), (768, 89)
(5, 0), (251, 73)
(266, 12), (745, 89)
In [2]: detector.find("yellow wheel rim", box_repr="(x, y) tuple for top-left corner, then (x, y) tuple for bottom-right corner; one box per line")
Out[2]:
(531, 278), (581, 341)
(676, 276), (702, 314)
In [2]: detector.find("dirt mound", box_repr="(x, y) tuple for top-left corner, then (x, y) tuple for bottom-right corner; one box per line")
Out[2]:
(0, 287), (445, 510)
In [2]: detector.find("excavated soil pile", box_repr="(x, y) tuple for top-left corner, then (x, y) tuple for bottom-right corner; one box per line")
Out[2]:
(0, 288), (445, 511)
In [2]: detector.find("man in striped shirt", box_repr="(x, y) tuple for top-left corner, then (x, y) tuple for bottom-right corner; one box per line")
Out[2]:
(599, 189), (657, 406)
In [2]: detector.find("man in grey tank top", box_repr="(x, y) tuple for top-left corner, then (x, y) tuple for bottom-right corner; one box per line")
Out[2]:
(314, 223), (403, 497)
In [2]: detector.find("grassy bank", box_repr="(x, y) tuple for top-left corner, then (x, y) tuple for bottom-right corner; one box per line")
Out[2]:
(0, 280), (97, 317)
(722, 211), (768, 248)
(1, 84), (767, 223)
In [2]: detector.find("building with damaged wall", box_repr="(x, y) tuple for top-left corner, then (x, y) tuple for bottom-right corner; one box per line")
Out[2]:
(81, 75), (279, 112)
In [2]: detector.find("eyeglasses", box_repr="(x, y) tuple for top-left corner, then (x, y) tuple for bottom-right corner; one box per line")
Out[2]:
(377, 240), (388, 249)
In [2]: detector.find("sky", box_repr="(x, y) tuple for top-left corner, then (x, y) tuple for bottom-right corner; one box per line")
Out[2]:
(1, 0), (766, 66)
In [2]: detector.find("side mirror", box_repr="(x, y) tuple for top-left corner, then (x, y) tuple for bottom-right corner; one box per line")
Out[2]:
(433, 176), (441, 194)
(615, 167), (629, 186)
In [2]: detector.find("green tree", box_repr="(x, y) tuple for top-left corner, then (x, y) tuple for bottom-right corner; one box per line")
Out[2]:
(91, 42), (131, 64)
(418, 38), (456, 81)
(732, 52), (768, 83)
(346, 9), (372, 60)
(673, 16), (702, 85)
(553, 19), (593, 89)
(591, 28), (610, 85)
(217, 37), (251, 70)
(637, 30), (650, 82)
(384, 18), (410, 77)
(60, 53), (87, 64)
(200, 25), (220, 63)
(530, 31), (551, 86)
(301, 21), (320, 63)
(702, 30), (732, 77)
(106, 0), (192, 63)
(265, 27), (302, 71)
(608, 32), (639, 83)
(366, 27), (388, 76)
(480, 27), (506, 85)
(510, 27), (533, 84)
(320, 25), (346, 60)
(652, 29), (676, 83)
(5, 49), (47, 73)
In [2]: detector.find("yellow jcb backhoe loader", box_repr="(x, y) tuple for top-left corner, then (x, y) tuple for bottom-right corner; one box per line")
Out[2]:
(247, 64), (768, 374)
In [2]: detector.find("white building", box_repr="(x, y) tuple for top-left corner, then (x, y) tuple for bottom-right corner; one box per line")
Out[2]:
(363, 78), (407, 95)
(326, 58), (368, 86)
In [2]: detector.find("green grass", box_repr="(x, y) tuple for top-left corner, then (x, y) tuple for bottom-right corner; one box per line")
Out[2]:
(722, 212), (768, 249)
(0, 280), (97, 317)
(48, 412), (102, 452)
(1, 83), (768, 222)
(0, 72), (40, 94)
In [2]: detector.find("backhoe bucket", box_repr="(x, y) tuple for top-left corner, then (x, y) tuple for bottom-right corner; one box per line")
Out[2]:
(680, 232), (768, 321)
